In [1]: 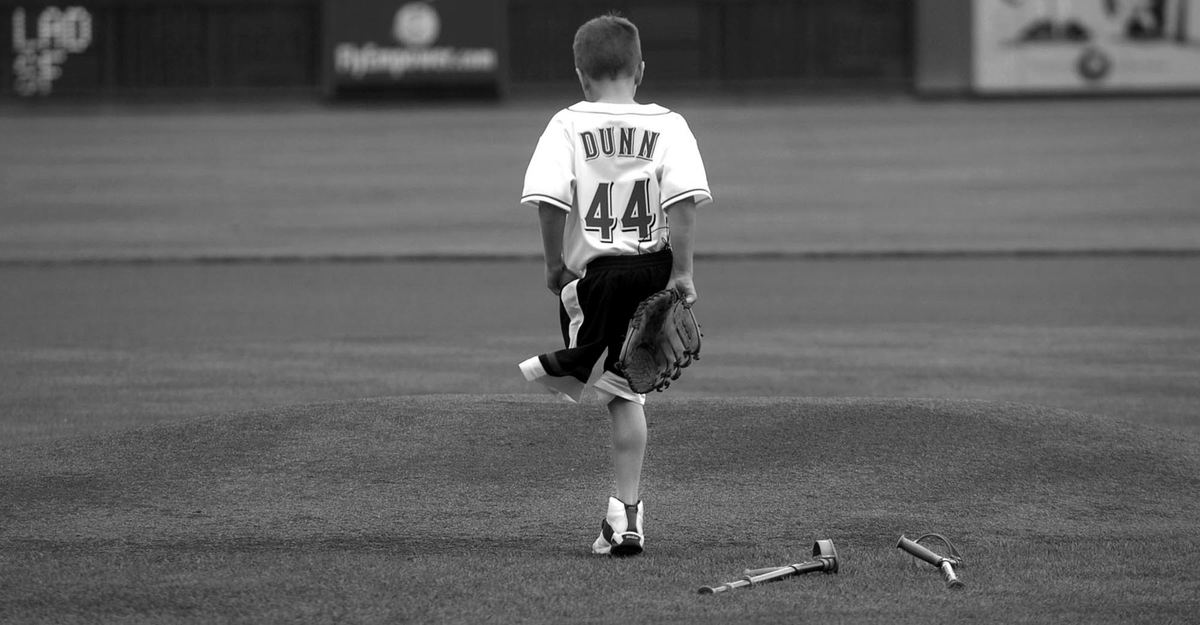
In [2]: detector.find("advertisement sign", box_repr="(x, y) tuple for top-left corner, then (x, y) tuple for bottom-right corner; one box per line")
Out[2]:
(325, 0), (505, 93)
(974, 0), (1200, 92)
(6, 4), (101, 97)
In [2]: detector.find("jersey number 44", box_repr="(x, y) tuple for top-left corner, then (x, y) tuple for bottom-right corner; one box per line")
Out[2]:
(584, 179), (656, 244)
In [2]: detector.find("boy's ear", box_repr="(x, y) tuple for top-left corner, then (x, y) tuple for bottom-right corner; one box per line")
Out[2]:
(634, 61), (645, 86)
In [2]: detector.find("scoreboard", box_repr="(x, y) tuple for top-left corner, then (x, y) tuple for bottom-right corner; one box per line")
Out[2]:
(3, 1), (322, 98)
(6, 4), (101, 96)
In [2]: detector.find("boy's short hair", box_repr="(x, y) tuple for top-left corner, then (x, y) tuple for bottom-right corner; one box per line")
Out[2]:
(573, 14), (642, 80)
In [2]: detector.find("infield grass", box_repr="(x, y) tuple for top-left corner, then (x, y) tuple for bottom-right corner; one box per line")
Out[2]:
(3, 394), (1197, 624)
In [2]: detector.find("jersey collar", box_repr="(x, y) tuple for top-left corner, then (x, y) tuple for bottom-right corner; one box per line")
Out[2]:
(568, 101), (669, 115)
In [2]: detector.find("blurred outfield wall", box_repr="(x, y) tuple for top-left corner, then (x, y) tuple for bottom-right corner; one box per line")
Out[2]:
(7, 0), (1197, 100)
(1, 0), (912, 99)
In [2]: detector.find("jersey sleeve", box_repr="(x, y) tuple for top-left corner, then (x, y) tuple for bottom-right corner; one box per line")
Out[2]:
(659, 116), (713, 209)
(521, 115), (574, 211)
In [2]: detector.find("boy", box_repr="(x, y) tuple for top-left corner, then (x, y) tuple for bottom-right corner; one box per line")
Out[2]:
(517, 13), (712, 557)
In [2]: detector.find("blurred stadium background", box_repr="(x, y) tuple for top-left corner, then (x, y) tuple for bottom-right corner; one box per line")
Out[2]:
(5, 0), (1200, 100)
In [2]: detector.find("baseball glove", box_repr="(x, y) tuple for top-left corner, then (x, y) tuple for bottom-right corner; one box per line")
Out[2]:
(615, 289), (702, 394)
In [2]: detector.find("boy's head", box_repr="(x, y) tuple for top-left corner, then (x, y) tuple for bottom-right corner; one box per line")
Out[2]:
(573, 14), (643, 83)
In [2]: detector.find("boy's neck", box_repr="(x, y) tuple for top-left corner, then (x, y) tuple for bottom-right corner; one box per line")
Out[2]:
(582, 77), (640, 104)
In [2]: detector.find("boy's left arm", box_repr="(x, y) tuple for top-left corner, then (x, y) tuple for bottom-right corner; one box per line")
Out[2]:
(666, 198), (698, 305)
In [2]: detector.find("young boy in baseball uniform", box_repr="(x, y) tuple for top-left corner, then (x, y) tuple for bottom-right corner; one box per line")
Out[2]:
(518, 13), (712, 557)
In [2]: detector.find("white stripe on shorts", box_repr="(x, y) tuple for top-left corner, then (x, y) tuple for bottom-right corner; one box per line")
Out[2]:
(560, 279), (584, 348)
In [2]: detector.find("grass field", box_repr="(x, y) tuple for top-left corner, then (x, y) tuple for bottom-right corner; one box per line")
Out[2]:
(2, 97), (1199, 260)
(3, 256), (1199, 444)
(3, 396), (1197, 623)
(2, 96), (1199, 623)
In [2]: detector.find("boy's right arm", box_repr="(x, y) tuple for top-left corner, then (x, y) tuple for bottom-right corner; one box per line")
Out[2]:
(537, 202), (578, 295)
(666, 198), (698, 305)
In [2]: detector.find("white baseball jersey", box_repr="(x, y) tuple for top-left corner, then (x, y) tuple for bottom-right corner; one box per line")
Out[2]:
(521, 101), (713, 275)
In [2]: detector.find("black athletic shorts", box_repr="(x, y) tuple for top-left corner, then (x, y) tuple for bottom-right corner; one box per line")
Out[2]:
(544, 248), (673, 388)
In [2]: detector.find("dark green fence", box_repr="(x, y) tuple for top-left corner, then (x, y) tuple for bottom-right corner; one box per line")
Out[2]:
(509, 0), (911, 88)
(2, 0), (911, 98)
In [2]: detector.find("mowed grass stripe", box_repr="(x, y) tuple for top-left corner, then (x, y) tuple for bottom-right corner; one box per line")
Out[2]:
(2, 395), (1197, 624)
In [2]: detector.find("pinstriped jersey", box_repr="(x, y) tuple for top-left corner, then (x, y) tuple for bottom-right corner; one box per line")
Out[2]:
(521, 101), (713, 276)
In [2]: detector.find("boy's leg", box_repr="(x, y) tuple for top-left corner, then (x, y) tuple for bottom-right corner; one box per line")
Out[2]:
(591, 395), (647, 557)
(609, 397), (647, 504)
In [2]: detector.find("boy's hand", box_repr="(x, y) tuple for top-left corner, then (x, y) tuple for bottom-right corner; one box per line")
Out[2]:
(668, 274), (698, 306)
(546, 266), (581, 296)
